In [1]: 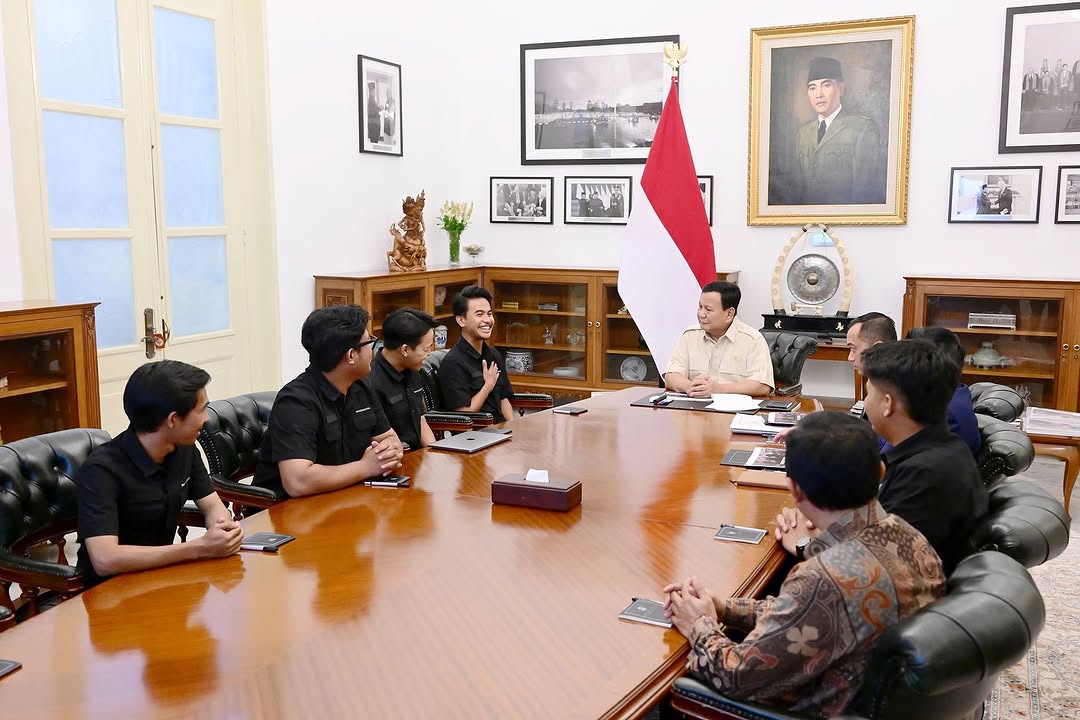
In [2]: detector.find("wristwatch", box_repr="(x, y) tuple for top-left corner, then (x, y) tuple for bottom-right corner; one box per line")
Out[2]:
(794, 535), (812, 561)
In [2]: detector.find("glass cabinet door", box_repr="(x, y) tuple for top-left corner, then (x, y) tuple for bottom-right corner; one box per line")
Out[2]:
(369, 286), (424, 338)
(490, 278), (589, 382)
(0, 330), (77, 441)
(430, 272), (481, 350)
(924, 293), (1062, 407)
(600, 281), (658, 386)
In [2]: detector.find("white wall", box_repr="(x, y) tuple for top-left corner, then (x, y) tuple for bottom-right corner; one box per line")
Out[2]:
(0, 9), (23, 301)
(265, 0), (1080, 393)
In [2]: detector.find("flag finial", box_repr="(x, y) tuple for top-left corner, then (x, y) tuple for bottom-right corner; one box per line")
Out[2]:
(663, 42), (687, 77)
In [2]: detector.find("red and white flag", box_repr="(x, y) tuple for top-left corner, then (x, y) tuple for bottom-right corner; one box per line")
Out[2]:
(618, 77), (715, 376)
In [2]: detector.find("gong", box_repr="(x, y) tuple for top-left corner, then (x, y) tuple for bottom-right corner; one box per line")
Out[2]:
(786, 254), (841, 306)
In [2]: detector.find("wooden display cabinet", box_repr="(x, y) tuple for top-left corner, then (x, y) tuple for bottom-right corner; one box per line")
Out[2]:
(0, 301), (101, 443)
(902, 277), (1080, 410)
(315, 266), (739, 397)
(315, 267), (482, 349)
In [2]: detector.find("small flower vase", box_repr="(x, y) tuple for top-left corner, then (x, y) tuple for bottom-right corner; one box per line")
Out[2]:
(448, 230), (461, 266)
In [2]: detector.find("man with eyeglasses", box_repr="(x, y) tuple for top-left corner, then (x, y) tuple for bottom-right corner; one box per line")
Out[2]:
(253, 304), (404, 498)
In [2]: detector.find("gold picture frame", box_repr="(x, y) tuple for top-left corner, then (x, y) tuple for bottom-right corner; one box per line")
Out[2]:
(747, 16), (915, 226)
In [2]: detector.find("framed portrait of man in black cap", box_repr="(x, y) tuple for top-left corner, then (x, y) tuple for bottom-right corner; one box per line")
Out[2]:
(747, 17), (915, 225)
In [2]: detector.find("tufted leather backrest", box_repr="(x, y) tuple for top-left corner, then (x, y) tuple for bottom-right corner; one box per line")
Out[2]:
(419, 349), (450, 411)
(0, 429), (111, 553)
(974, 413), (1034, 484)
(969, 478), (1071, 568)
(852, 551), (1045, 720)
(197, 391), (276, 481)
(969, 382), (1026, 423)
(758, 329), (818, 393)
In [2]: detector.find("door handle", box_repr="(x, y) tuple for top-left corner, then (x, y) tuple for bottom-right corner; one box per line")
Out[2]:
(142, 308), (168, 358)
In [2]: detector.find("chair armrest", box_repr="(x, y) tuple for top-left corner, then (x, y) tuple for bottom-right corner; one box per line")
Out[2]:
(671, 677), (826, 720)
(210, 475), (285, 509)
(0, 550), (85, 592)
(773, 383), (802, 397)
(0, 604), (13, 632)
(426, 411), (478, 433)
(510, 392), (554, 409)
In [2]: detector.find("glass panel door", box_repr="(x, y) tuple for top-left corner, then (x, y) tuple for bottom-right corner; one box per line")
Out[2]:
(601, 281), (659, 386)
(490, 278), (589, 382)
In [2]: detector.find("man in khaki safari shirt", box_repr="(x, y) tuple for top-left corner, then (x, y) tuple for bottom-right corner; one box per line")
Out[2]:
(663, 281), (774, 398)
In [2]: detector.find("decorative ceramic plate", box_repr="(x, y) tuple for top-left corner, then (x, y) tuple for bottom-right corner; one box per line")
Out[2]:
(619, 356), (648, 381)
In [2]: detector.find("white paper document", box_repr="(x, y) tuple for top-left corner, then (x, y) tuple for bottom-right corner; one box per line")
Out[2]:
(707, 394), (761, 412)
(729, 414), (779, 436)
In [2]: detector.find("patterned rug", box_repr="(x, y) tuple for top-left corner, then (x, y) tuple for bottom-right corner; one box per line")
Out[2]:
(986, 459), (1080, 720)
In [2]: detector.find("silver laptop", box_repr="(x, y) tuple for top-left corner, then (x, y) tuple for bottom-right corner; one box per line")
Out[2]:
(429, 430), (512, 453)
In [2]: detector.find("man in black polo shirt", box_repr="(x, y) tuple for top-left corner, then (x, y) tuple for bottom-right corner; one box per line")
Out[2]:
(253, 304), (404, 498)
(439, 285), (514, 423)
(363, 308), (437, 450)
(777, 340), (987, 575)
(76, 361), (243, 584)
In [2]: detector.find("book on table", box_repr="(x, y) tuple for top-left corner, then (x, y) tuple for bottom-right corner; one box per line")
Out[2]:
(720, 446), (786, 470)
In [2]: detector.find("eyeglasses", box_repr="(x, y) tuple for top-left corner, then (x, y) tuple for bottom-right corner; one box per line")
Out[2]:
(353, 336), (378, 351)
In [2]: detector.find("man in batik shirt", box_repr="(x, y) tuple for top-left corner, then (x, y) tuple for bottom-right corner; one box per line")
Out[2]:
(664, 412), (945, 716)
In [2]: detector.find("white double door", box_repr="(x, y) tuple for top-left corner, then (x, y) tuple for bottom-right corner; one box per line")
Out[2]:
(7, 0), (259, 432)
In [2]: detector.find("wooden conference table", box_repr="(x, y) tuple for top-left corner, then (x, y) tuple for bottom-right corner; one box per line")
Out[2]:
(1, 388), (811, 720)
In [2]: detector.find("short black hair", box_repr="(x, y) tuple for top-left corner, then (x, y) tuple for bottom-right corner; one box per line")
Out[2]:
(905, 326), (964, 385)
(861, 339), (954, 426)
(786, 412), (880, 511)
(382, 308), (438, 350)
(123, 360), (210, 433)
(301, 304), (370, 372)
(452, 285), (493, 319)
(850, 312), (897, 344)
(701, 281), (741, 312)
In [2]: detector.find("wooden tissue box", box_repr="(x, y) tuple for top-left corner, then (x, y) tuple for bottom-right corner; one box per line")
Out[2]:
(491, 473), (581, 512)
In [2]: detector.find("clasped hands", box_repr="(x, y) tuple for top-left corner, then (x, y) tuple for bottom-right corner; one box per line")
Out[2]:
(774, 506), (817, 555)
(687, 373), (715, 398)
(662, 576), (718, 637)
(366, 436), (404, 475)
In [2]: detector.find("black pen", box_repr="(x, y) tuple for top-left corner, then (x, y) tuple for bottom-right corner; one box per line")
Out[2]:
(240, 544), (279, 552)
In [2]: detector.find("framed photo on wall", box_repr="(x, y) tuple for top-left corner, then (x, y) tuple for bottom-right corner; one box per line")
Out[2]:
(490, 177), (554, 224)
(564, 176), (632, 224)
(1055, 166), (1080, 223)
(947, 166), (1042, 224)
(748, 16), (915, 226)
(698, 175), (714, 225)
(998, 3), (1080, 153)
(358, 55), (402, 156)
(520, 35), (678, 165)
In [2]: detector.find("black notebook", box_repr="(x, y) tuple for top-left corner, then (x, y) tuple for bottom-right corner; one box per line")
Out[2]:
(759, 399), (799, 412)
(240, 532), (295, 551)
(721, 446), (786, 470)
(618, 597), (673, 628)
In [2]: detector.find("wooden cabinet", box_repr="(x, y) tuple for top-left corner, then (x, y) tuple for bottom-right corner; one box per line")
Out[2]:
(315, 267), (482, 349)
(315, 266), (739, 397)
(0, 301), (101, 443)
(902, 277), (1080, 410)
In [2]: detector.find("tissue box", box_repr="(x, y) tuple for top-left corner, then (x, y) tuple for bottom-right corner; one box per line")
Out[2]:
(491, 473), (581, 512)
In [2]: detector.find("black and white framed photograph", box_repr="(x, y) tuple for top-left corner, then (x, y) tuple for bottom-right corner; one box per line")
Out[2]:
(999, 3), (1080, 153)
(490, 177), (554, 224)
(1055, 165), (1080, 223)
(358, 55), (402, 156)
(698, 175), (714, 225)
(520, 35), (678, 165)
(947, 166), (1042, 224)
(564, 176), (632, 224)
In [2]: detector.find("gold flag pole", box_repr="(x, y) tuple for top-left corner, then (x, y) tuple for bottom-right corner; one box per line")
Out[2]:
(663, 42), (687, 80)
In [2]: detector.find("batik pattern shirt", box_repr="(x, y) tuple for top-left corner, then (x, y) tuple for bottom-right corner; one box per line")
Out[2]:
(686, 502), (945, 717)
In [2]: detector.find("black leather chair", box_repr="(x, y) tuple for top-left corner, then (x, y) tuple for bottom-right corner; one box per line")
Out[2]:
(670, 551), (1045, 720)
(969, 382), (1026, 423)
(0, 603), (13, 632)
(975, 413), (1034, 484)
(969, 477), (1071, 568)
(0, 428), (110, 619)
(197, 391), (285, 519)
(758, 330), (818, 397)
(419, 349), (554, 428)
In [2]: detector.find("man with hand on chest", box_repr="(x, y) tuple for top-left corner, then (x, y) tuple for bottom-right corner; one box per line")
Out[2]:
(439, 286), (515, 423)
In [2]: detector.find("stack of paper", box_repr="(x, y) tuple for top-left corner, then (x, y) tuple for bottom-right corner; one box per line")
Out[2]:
(706, 394), (760, 412)
(1023, 406), (1080, 437)
(729, 414), (779, 437)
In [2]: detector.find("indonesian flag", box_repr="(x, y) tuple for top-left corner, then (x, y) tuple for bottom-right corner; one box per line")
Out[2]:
(618, 77), (716, 376)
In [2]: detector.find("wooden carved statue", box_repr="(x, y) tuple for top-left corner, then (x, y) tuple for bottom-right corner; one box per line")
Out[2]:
(387, 190), (427, 273)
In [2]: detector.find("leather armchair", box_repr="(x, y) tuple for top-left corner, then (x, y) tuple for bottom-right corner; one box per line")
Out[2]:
(0, 603), (12, 632)
(969, 477), (1071, 568)
(197, 391), (285, 519)
(758, 330), (818, 397)
(670, 551), (1045, 720)
(974, 413), (1034, 484)
(419, 349), (554, 430)
(969, 382), (1026, 423)
(0, 428), (110, 619)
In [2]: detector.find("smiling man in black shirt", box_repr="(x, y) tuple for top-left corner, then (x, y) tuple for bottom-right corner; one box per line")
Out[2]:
(253, 304), (404, 498)
(439, 286), (515, 423)
(76, 360), (242, 584)
(362, 308), (437, 450)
